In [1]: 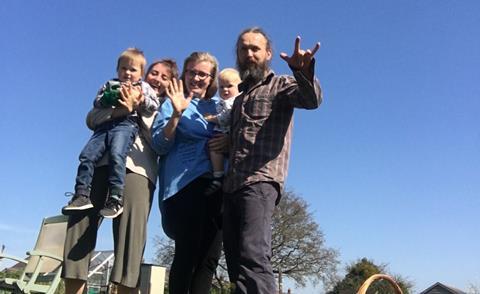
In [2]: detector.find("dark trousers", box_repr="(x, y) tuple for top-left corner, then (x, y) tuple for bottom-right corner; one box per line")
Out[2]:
(75, 117), (138, 197)
(161, 178), (223, 294)
(223, 182), (279, 294)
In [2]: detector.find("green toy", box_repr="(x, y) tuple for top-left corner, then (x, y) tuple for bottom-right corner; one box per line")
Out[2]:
(100, 81), (122, 107)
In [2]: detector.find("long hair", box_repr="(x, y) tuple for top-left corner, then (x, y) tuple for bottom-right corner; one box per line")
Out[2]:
(235, 27), (273, 60)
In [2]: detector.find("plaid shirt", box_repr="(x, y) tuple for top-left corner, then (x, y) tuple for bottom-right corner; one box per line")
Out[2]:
(224, 62), (322, 193)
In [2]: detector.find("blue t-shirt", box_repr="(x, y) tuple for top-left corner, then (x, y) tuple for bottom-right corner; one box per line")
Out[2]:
(151, 96), (219, 201)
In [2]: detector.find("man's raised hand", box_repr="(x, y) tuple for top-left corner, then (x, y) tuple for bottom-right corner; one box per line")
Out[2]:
(280, 36), (320, 78)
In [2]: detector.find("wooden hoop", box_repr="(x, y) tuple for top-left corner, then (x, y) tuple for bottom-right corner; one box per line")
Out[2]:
(357, 274), (403, 294)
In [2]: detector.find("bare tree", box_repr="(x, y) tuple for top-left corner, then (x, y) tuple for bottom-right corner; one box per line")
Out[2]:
(153, 235), (174, 268)
(154, 189), (339, 293)
(271, 190), (339, 292)
(468, 284), (480, 294)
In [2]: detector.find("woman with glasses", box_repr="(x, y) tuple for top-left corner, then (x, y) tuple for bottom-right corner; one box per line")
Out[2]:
(151, 52), (223, 294)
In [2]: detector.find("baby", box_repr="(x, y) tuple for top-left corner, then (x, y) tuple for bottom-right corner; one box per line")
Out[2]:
(62, 48), (159, 218)
(204, 68), (241, 195)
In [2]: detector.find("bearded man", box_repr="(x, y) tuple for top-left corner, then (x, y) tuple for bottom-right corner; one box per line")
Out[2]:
(222, 27), (323, 294)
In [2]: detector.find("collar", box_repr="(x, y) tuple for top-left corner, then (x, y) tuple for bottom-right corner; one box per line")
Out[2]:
(110, 78), (143, 87)
(238, 70), (275, 94)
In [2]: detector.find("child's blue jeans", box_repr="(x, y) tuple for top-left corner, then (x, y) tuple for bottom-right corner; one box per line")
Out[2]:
(75, 116), (138, 198)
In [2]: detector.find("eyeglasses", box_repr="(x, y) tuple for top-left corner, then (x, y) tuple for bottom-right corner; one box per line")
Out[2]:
(185, 69), (212, 80)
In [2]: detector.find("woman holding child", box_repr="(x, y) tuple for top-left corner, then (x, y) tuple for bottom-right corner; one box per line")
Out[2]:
(62, 56), (178, 294)
(151, 51), (223, 294)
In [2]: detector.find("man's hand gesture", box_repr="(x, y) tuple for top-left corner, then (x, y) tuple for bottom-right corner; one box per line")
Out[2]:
(280, 36), (320, 79)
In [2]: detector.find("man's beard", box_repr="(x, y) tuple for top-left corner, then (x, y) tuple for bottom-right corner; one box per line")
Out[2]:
(237, 59), (270, 85)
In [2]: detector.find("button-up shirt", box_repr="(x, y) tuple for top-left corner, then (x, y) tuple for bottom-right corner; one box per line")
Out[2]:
(151, 97), (219, 200)
(224, 62), (322, 193)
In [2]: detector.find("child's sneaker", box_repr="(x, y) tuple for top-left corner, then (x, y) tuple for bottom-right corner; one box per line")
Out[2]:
(205, 177), (223, 196)
(62, 194), (93, 215)
(99, 196), (124, 219)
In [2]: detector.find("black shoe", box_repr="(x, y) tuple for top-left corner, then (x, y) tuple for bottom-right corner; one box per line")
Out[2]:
(62, 194), (93, 215)
(205, 178), (223, 196)
(99, 196), (124, 219)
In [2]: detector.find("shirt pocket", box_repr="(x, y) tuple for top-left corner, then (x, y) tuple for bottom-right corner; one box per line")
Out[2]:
(243, 96), (272, 121)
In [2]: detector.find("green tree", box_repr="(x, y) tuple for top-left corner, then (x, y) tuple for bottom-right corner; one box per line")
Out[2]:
(0, 269), (22, 280)
(327, 258), (413, 294)
(0, 269), (65, 293)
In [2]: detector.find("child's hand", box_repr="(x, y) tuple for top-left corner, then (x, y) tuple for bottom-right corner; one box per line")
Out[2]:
(118, 83), (142, 112)
(209, 133), (229, 153)
(204, 113), (217, 122)
(131, 84), (144, 104)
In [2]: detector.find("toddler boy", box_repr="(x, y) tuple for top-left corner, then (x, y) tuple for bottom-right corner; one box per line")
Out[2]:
(62, 48), (159, 218)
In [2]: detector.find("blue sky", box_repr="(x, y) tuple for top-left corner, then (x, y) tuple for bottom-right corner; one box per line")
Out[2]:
(1, 0), (479, 292)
